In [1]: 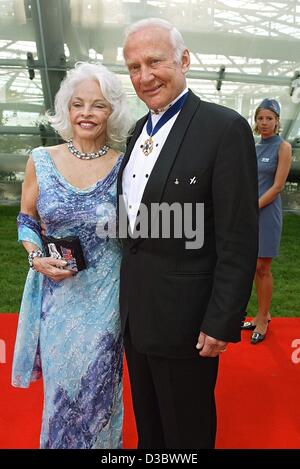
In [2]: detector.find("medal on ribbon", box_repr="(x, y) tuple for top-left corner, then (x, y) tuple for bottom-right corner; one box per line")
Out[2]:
(141, 136), (154, 156)
(141, 92), (188, 156)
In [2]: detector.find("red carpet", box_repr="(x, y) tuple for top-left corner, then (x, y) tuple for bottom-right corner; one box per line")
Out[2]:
(0, 314), (300, 449)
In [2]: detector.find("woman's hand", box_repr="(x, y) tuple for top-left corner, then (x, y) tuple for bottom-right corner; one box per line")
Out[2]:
(32, 256), (74, 282)
(40, 221), (46, 238)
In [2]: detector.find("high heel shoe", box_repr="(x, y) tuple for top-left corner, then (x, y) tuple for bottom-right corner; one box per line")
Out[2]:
(241, 321), (256, 330)
(251, 331), (266, 344)
(241, 318), (271, 331)
(250, 320), (270, 344)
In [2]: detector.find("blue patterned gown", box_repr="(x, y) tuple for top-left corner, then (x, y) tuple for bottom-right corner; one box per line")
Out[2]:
(30, 147), (123, 449)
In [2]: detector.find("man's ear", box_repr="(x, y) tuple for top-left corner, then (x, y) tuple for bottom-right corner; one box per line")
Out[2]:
(181, 49), (190, 74)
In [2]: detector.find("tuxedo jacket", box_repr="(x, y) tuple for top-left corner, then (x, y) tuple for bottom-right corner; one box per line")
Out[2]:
(117, 90), (258, 359)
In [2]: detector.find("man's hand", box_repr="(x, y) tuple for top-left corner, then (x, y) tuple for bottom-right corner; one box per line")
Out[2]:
(196, 331), (228, 357)
(32, 256), (74, 282)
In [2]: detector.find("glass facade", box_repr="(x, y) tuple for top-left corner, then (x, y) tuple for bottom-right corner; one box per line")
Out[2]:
(0, 0), (300, 205)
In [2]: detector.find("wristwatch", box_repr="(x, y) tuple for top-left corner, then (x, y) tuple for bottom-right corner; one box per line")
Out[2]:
(28, 249), (43, 271)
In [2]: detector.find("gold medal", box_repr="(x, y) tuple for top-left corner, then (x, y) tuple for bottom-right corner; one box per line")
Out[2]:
(141, 92), (188, 157)
(141, 136), (154, 156)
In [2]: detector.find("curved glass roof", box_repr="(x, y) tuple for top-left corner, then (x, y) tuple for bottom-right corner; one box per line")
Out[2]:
(1, 0), (300, 163)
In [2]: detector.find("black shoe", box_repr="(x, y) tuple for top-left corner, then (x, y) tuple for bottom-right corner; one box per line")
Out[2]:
(241, 318), (271, 330)
(241, 321), (256, 330)
(251, 331), (266, 344)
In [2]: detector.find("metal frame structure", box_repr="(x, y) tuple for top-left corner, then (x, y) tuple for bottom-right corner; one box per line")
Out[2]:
(1, 0), (300, 177)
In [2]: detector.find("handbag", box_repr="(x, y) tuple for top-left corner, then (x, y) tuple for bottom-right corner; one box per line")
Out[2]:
(43, 236), (86, 272)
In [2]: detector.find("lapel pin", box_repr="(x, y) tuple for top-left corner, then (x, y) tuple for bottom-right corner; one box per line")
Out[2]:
(175, 178), (179, 184)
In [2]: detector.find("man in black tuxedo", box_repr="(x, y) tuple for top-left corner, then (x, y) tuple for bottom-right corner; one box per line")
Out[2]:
(118, 18), (258, 449)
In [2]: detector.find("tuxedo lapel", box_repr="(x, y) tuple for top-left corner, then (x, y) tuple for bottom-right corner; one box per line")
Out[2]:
(140, 91), (200, 208)
(117, 116), (147, 239)
(117, 90), (201, 245)
(117, 115), (147, 197)
(129, 91), (200, 243)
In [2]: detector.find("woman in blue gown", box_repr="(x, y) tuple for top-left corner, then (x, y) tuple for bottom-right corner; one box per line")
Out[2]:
(12, 62), (133, 448)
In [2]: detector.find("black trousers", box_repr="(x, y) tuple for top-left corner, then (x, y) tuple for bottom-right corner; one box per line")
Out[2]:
(124, 329), (219, 449)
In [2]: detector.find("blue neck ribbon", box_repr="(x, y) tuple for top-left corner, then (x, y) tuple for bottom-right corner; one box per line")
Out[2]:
(146, 92), (188, 137)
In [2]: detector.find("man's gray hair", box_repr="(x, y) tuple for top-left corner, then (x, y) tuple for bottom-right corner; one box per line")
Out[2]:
(47, 62), (134, 147)
(123, 18), (186, 63)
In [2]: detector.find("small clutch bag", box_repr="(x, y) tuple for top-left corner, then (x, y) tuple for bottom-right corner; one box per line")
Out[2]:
(43, 236), (86, 272)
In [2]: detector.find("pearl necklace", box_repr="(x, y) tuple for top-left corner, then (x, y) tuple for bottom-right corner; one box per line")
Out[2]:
(67, 140), (109, 160)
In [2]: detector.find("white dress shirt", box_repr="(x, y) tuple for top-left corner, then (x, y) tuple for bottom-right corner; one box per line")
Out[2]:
(122, 87), (188, 232)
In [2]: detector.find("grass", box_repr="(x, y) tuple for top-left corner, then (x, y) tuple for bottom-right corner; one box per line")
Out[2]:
(0, 205), (28, 312)
(247, 212), (300, 316)
(0, 205), (299, 315)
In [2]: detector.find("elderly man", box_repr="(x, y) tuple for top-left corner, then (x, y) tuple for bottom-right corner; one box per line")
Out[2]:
(118, 18), (258, 449)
